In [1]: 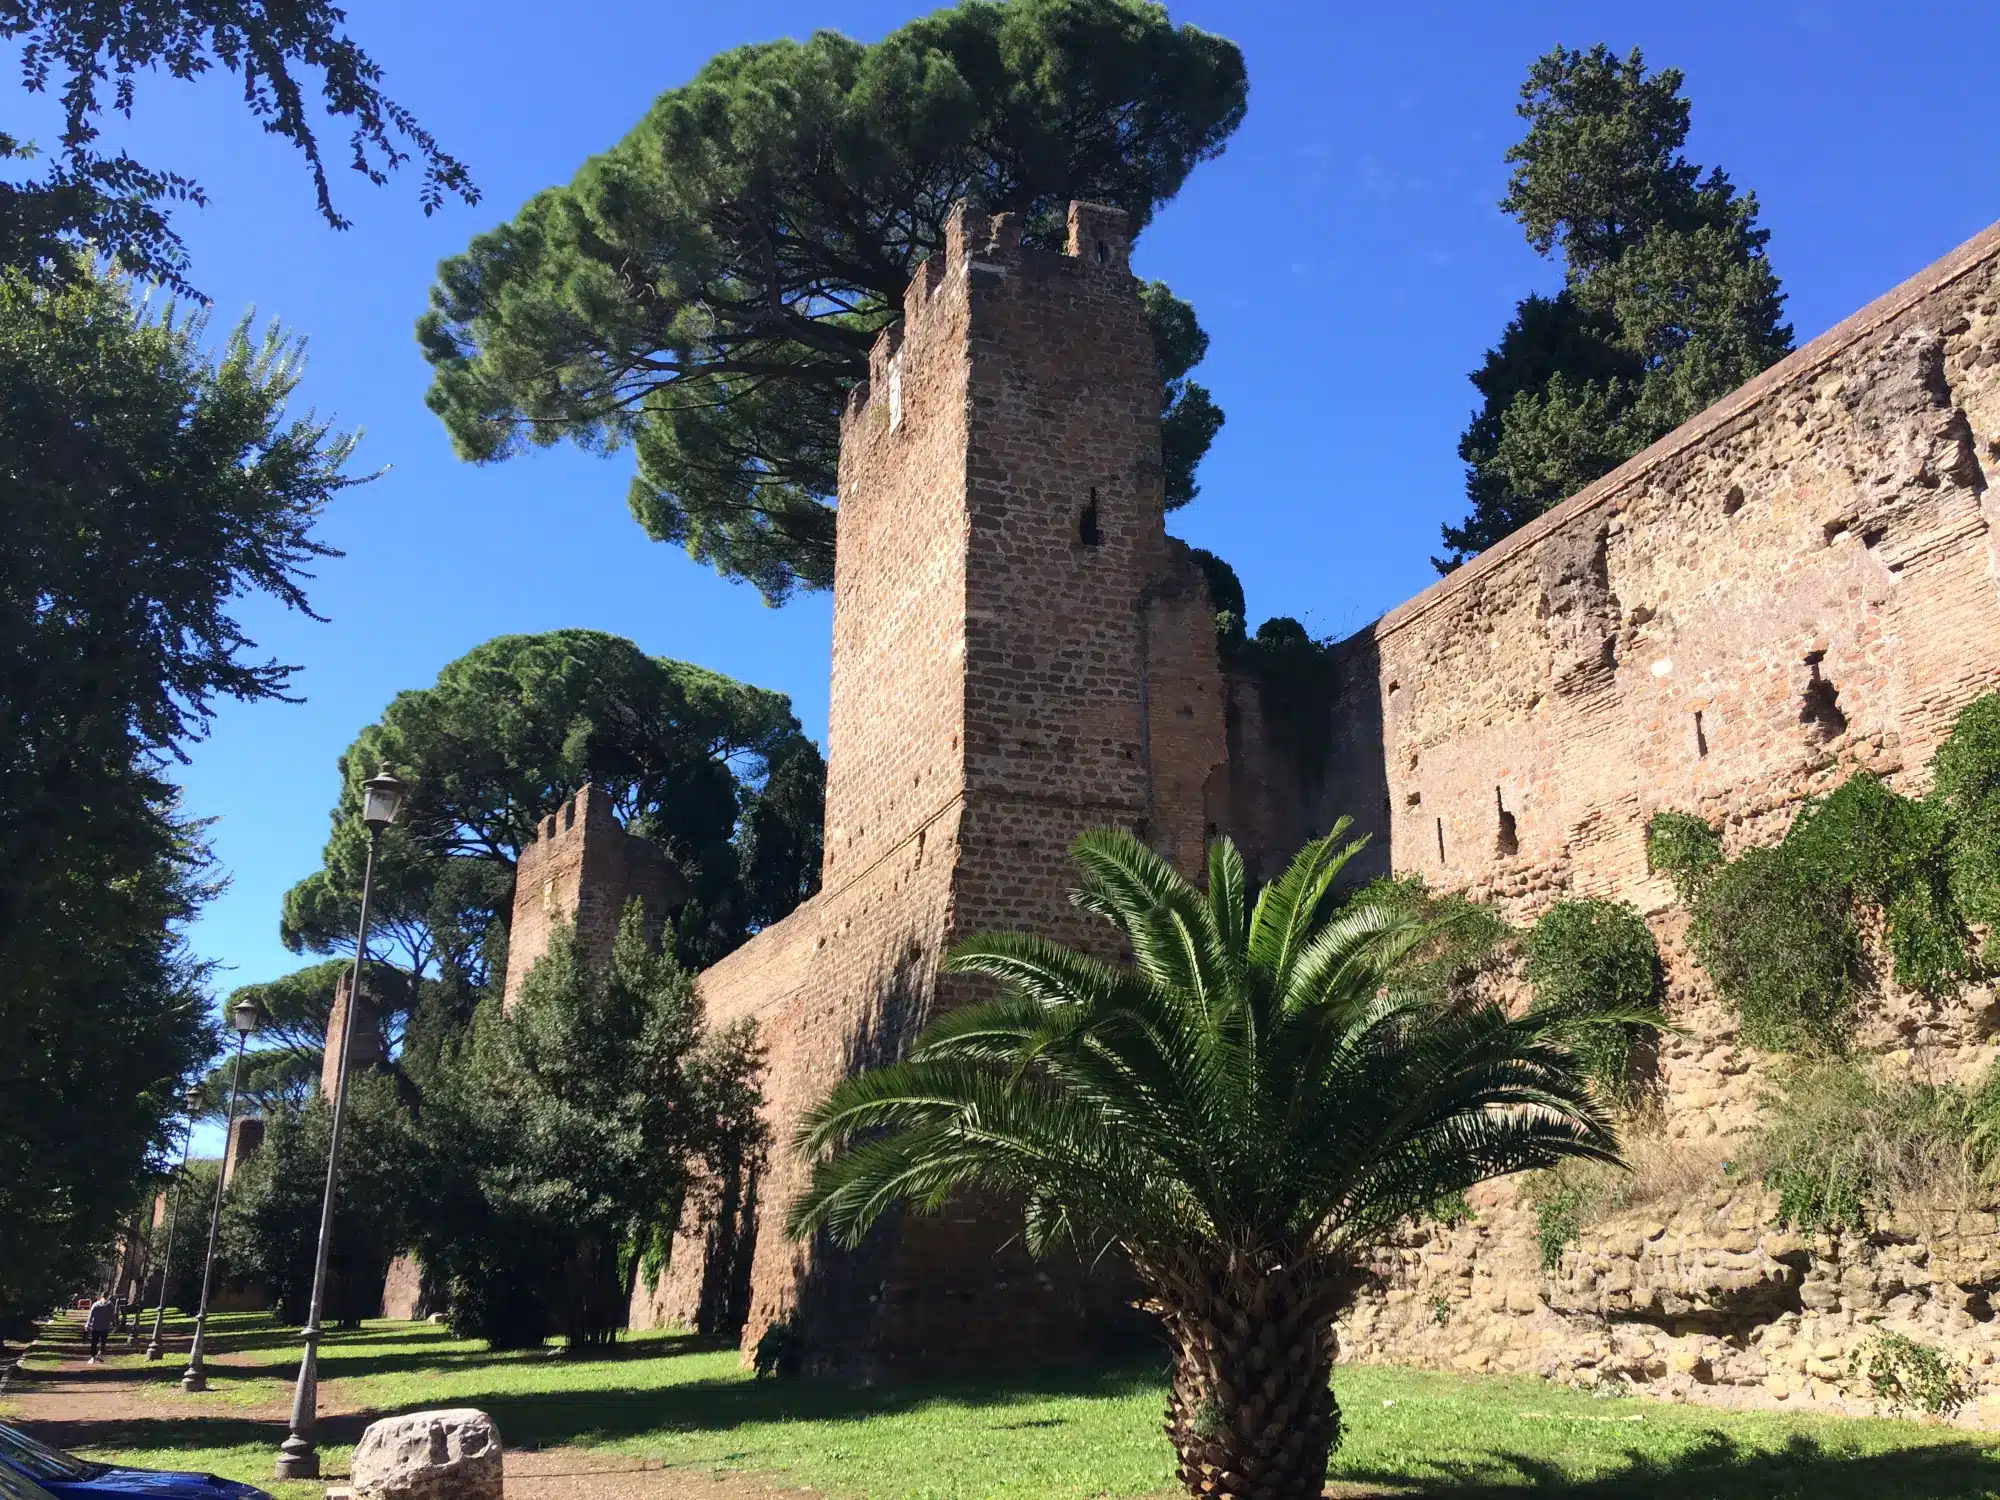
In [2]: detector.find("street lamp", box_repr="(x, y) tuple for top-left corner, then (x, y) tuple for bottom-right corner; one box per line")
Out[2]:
(277, 763), (407, 1480)
(144, 1088), (203, 1361)
(180, 997), (263, 1391)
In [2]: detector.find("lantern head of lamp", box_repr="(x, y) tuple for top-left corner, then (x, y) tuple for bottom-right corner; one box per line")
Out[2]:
(361, 763), (409, 832)
(230, 997), (265, 1036)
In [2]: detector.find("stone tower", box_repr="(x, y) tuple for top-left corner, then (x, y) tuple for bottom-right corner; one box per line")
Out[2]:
(501, 784), (687, 1010)
(642, 201), (1229, 1371)
(319, 969), (383, 1097)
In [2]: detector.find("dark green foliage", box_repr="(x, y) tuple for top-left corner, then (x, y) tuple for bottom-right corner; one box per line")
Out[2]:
(1353, 873), (1511, 997)
(1931, 694), (2000, 958)
(1526, 1175), (1597, 1272)
(283, 630), (825, 983)
(1232, 617), (1338, 777)
(417, 905), (764, 1350)
(1187, 547), (1245, 651)
(1645, 811), (1724, 898)
(1524, 899), (1663, 1101)
(145, 1159), (218, 1315)
(418, 0), (1244, 601)
(1848, 1333), (1970, 1417)
(1140, 280), (1227, 512)
(0, 1), (474, 293)
(1648, 701), (2000, 1053)
(790, 825), (1619, 1493)
(1, 263), (349, 1329)
(1694, 842), (1861, 1053)
(223, 1073), (427, 1327)
(1438, 45), (1790, 569)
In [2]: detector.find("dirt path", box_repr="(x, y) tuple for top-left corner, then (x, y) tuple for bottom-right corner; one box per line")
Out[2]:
(4, 1315), (825, 1500)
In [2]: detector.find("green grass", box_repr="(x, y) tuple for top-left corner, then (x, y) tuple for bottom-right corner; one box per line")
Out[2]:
(11, 1313), (2000, 1498)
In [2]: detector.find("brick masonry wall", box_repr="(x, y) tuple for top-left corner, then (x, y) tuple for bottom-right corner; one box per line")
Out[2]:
(319, 970), (383, 1098)
(501, 783), (684, 1011)
(629, 202), (1227, 1373)
(220, 1114), (265, 1190)
(1224, 220), (2000, 1419)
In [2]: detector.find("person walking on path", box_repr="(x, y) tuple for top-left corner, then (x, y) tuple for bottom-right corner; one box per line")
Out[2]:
(83, 1295), (115, 1362)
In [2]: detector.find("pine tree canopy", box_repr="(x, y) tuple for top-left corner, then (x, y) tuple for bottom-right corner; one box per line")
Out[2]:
(281, 629), (825, 984)
(418, 0), (1247, 603)
(1436, 44), (1792, 572)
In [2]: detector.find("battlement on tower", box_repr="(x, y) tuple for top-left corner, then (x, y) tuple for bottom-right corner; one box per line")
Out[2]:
(502, 784), (687, 1010)
(629, 198), (1229, 1371)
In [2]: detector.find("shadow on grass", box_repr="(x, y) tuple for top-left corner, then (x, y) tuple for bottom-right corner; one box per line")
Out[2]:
(1339, 1429), (2000, 1500)
(18, 1367), (1164, 1472)
(308, 1331), (729, 1382)
(460, 1364), (1166, 1450)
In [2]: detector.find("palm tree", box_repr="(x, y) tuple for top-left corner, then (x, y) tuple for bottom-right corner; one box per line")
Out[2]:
(789, 825), (1629, 1500)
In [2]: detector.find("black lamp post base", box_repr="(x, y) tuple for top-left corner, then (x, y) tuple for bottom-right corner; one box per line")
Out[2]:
(275, 1436), (319, 1480)
(179, 1368), (206, 1392)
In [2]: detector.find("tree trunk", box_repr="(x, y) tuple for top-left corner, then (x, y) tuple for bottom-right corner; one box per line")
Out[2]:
(1144, 1249), (1343, 1500)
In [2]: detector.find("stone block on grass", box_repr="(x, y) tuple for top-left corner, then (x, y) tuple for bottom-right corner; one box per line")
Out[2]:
(351, 1409), (502, 1500)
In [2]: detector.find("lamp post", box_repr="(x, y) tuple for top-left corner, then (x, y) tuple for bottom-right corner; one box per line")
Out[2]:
(144, 1088), (202, 1361)
(277, 763), (407, 1481)
(180, 997), (263, 1392)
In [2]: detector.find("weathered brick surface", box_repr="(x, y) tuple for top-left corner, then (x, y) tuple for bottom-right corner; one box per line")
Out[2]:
(627, 202), (1226, 1372)
(501, 784), (685, 1011)
(220, 1114), (265, 1190)
(618, 209), (2000, 1396)
(320, 970), (383, 1097)
(1224, 221), (2000, 1419)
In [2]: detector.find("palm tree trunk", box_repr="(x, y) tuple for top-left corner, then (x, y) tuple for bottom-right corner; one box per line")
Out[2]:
(1146, 1250), (1342, 1500)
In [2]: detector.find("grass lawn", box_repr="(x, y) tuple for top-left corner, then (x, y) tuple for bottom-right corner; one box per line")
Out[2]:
(9, 1312), (2000, 1498)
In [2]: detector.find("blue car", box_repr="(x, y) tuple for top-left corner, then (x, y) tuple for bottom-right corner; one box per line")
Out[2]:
(0, 1423), (271, 1500)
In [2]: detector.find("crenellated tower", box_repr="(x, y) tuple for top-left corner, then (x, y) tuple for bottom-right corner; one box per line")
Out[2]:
(501, 784), (688, 1010)
(645, 201), (1230, 1372)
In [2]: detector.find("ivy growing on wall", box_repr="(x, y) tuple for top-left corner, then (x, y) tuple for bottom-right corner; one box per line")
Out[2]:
(1646, 692), (2000, 1054)
(1523, 898), (1664, 1101)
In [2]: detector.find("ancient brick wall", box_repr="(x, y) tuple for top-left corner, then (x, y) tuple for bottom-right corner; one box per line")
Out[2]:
(629, 201), (1228, 1373)
(1230, 220), (2000, 1419)
(501, 783), (685, 1010)
(220, 1115), (265, 1190)
(319, 970), (383, 1098)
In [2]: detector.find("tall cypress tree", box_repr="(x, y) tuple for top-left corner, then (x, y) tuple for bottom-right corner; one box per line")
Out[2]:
(1436, 45), (1791, 572)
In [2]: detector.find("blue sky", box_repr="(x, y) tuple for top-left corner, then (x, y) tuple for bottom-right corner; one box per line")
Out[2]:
(40, 0), (1997, 1056)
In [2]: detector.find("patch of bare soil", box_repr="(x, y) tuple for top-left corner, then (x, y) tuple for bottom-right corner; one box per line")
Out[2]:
(505, 1449), (826, 1500)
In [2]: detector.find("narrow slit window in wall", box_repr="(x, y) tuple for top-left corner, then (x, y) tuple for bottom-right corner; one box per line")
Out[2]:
(1800, 651), (1848, 737)
(1079, 487), (1102, 547)
(1495, 787), (1518, 858)
(1435, 817), (1446, 864)
(887, 360), (903, 431)
(1694, 710), (1709, 759)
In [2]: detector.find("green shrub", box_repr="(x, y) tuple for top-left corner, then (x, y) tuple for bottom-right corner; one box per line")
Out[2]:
(1933, 693), (2000, 958)
(1524, 1171), (1604, 1271)
(1789, 774), (1971, 997)
(1646, 694), (2000, 1052)
(1755, 1061), (2000, 1233)
(1355, 873), (1511, 996)
(753, 1319), (802, 1378)
(1524, 899), (1663, 1100)
(1693, 843), (1860, 1053)
(1848, 1332), (1968, 1416)
(1646, 811), (1724, 899)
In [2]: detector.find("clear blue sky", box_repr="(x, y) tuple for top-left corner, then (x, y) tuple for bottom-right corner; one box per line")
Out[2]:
(47, 1), (1997, 1046)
